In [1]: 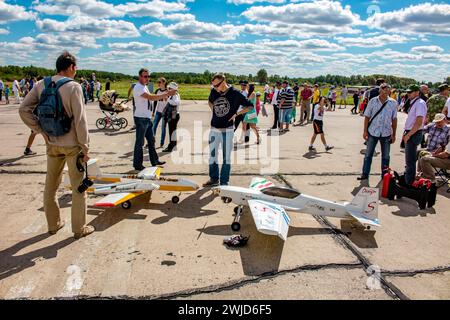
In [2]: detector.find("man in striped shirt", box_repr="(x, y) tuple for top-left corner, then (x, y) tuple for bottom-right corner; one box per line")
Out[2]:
(278, 80), (295, 132)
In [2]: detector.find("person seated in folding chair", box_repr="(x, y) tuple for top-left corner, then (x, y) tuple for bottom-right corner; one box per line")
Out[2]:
(417, 114), (450, 187)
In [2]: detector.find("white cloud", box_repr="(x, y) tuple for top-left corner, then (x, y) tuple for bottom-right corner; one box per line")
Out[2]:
(0, 28), (9, 35)
(366, 3), (450, 35)
(227, 0), (285, 5)
(140, 20), (240, 40)
(36, 16), (140, 38)
(242, 0), (362, 36)
(32, 0), (188, 19)
(0, 0), (36, 24)
(411, 45), (444, 54)
(108, 42), (154, 51)
(335, 34), (409, 48)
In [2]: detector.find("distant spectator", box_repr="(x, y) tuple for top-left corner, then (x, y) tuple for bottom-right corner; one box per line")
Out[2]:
(95, 80), (101, 101)
(309, 96), (334, 152)
(263, 83), (270, 104)
(271, 81), (282, 130)
(367, 78), (385, 101)
(12, 78), (21, 104)
(278, 80), (295, 132)
(419, 84), (431, 102)
(426, 83), (449, 123)
(351, 90), (360, 114)
(339, 86), (348, 109)
(4, 84), (10, 104)
(299, 83), (313, 125)
(105, 78), (111, 91)
(0, 78), (3, 102)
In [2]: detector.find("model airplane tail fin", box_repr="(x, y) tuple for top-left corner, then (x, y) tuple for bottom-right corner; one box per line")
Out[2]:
(346, 187), (380, 227)
(249, 177), (274, 191)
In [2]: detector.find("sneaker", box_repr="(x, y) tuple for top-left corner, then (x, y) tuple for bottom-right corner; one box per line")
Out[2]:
(155, 161), (166, 166)
(223, 235), (249, 247)
(325, 145), (334, 151)
(74, 225), (95, 239)
(162, 148), (172, 153)
(134, 166), (145, 171)
(357, 175), (368, 181)
(49, 220), (65, 235)
(308, 146), (316, 151)
(203, 179), (220, 187)
(24, 148), (36, 156)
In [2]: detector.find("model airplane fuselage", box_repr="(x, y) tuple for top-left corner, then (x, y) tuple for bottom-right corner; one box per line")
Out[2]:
(64, 159), (199, 209)
(214, 178), (380, 241)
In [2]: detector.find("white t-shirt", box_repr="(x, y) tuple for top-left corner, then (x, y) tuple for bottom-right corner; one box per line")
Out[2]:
(155, 89), (168, 113)
(314, 104), (324, 121)
(444, 98), (450, 117)
(12, 80), (20, 93)
(133, 82), (152, 118)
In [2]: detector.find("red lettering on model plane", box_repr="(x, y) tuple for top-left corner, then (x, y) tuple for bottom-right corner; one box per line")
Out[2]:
(364, 201), (376, 214)
(361, 188), (376, 196)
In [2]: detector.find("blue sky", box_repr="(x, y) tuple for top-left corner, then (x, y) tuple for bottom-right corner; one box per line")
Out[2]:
(0, 0), (449, 82)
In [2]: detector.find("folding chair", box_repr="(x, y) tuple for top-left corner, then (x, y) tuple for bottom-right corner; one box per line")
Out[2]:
(433, 166), (450, 193)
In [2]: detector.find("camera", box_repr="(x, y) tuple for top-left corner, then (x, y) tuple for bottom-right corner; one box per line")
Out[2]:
(77, 153), (94, 193)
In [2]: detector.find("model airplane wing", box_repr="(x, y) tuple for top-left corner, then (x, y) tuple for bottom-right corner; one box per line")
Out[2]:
(247, 199), (291, 241)
(94, 192), (144, 207)
(346, 210), (381, 228)
(249, 177), (275, 191)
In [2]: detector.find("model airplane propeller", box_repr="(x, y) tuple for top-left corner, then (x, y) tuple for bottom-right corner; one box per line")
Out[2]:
(64, 159), (199, 209)
(213, 177), (380, 241)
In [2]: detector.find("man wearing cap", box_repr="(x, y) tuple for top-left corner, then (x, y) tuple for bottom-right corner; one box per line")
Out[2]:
(418, 133), (450, 183)
(358, 83), (397, 181)
(421, 113), (450, 153)
(420, 84), (431, 102)
(403, 84), (427, 185)
(271, 81), (282, 130)
(427, 83), (449, 123)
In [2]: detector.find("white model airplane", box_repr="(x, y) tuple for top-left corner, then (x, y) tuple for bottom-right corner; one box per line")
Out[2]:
(213, 177), (380, 241)
(64, 159), (199, 209)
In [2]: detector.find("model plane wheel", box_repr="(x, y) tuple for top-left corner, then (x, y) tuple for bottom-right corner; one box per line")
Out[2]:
(233, 206), (240, 214)
(366, 226), (371, 230)
(172, 196), (180, 204)
(222, 197), (232, 204)
(231, 222), (241, 232)
(121, 200), (132, 210)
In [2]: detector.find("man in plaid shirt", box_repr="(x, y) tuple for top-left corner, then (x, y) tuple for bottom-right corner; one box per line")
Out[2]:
(423, 113), (449, 152)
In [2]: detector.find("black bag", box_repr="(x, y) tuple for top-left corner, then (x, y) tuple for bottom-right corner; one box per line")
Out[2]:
(162, 102), (177, 121)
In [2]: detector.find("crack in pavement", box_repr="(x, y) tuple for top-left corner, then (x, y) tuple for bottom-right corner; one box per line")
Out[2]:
(278, 174), (409, 301)
(54, 262), (363, 300)
(382, 266), (450, 277)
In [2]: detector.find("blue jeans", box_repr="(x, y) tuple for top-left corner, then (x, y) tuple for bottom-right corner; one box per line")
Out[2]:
(362, 134), (391, 178)
(133, 117), (159, 168)
(209, 129), (234, 185)
(152, 111), (167, 145)
(405, 130), (423, 185)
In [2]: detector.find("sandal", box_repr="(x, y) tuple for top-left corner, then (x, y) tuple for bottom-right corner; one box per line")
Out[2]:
(74, 225), (95, 239)
(223, 234), (249, 247)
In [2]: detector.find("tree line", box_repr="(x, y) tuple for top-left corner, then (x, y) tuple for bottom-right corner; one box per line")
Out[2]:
(0, 65), (447, 90)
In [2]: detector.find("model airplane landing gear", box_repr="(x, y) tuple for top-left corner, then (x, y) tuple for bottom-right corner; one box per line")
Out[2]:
(121, 200), (132, 210)
(172, 195), (180, 204)
(231, 206), (243, 232)
(222, 197), (232, 204)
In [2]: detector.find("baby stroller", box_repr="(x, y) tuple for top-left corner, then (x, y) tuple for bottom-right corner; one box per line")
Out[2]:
(96, 90), (130, 131)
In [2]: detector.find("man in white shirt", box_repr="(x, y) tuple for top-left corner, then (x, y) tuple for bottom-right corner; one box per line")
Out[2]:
(271, 81), (282, 129)
(132, 68), (176, 170)
(13, 79), (21, 104)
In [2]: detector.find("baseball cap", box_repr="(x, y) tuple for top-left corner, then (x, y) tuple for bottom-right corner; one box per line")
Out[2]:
(433, 113), (446, 123)
(406, 84), (420, 93)
(438, 83), (449, 91)
(168, 82), (178, 90)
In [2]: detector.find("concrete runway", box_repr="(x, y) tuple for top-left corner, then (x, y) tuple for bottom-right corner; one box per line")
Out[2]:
(0, 100), (449, 299)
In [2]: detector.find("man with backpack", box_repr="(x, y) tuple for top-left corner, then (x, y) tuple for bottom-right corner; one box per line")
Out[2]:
(357, 83), (398, 181)
(19, 51), (94, 239)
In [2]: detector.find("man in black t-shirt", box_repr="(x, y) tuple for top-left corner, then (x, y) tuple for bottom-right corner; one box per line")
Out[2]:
(204, 73), (254, 187)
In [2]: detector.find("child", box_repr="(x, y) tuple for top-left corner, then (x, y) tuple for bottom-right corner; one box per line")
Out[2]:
(309, 97), (333, 152)
(4, 85), (10, 105)
(240, 84), (261, 144)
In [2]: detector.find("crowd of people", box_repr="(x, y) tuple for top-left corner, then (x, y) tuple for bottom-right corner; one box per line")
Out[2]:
(10, 50), (450, 239)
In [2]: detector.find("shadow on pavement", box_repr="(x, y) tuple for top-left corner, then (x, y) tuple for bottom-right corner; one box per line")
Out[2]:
(0, 154), (44, 167)
(0, 233), (75, 281)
